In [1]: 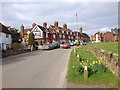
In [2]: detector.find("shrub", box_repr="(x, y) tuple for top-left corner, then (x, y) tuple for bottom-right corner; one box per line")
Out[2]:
(11, 43), (23, 51)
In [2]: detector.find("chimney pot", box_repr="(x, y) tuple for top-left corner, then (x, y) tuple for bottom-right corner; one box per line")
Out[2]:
(80, 27), (83, 33)
(54, 21), (58, 27)
(43, 22), (47, 28)
(63, 23), (67, 30)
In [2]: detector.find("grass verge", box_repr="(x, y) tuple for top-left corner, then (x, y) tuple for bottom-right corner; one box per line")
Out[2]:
(89, 42), (119, 54)
(67, 46), (118, 88)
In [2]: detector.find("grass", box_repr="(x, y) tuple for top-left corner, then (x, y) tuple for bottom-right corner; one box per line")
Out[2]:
(89, 42), (119, 54)
(67, 46), (118, 88)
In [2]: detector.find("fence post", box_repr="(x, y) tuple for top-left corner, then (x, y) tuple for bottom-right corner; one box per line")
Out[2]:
(84, 62), (88, 80)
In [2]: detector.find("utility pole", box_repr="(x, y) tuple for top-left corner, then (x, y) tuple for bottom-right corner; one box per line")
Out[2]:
(76, 13), (79, 44)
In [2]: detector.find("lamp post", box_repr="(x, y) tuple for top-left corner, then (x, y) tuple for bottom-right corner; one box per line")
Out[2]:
(76, 13), (79, 45)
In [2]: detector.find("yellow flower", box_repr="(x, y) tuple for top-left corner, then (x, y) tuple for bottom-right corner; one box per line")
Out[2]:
(93, 61), (95, 64)
(80, 63), (82, 65)
(73, 66), (75, 68)
(96, 61), (98, 63)
(112, 71), (115, 74)
(99, 60), (101, 64)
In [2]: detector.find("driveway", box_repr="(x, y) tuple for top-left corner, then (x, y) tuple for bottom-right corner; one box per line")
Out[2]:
(2, 48), (71, 88)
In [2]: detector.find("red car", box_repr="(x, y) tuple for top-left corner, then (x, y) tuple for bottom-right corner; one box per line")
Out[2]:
(61, 43), (70, 49)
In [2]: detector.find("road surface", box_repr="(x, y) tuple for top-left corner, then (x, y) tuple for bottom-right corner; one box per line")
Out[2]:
(2, 48), (71, 88)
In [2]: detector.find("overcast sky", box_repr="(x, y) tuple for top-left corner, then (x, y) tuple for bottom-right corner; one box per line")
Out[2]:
(0, 0), (119, 36)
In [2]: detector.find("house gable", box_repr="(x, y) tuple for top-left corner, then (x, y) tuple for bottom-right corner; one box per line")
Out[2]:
(31, 25), (43, 39)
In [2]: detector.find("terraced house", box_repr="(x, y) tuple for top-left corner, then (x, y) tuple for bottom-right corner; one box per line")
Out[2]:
(20, 21), (90, 45)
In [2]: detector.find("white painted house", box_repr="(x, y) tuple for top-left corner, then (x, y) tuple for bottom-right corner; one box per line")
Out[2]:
(0, 23), (12, 50)
(31, 25), (44, 39)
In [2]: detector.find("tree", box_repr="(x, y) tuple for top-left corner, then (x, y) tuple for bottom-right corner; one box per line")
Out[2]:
(28, 32), (35, 51)
(11, 29), (22, 43)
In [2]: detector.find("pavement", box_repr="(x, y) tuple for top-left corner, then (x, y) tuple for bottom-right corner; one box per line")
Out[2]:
(2, 48), (71, 88)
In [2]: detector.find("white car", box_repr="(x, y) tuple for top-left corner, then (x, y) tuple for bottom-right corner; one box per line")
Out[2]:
(38, 45), (43, 50)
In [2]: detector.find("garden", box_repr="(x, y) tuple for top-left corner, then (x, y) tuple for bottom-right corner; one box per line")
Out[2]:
(67, 45), (118, 88)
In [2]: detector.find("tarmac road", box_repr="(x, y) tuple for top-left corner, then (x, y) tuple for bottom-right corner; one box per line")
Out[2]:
(2, 48), (71, 88)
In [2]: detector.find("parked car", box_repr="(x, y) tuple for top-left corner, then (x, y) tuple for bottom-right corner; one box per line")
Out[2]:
(61, 43), (70, 49)
(52, 42), (60, 49)
(69, 42), (74, 46)
(83, 42), (87, 45)
(43, 43), (53, 50)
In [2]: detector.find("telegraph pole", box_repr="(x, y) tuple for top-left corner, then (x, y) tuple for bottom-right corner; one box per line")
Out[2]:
(76, 13), (79, 44)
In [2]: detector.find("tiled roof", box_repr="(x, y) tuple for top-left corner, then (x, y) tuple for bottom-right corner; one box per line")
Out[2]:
(24, 28), (32, 34)
(82, 33), (90, 38)
(0, 23), (11, 34)
(37, 25), (46, 32)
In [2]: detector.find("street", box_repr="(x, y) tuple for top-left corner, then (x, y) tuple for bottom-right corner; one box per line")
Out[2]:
(2, 48), (71, 88)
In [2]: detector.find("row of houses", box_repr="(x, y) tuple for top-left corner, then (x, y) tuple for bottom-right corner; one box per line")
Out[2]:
(91, 28), (120, 43)
(20, 21), (90, 46)
(0, 21), (90, 50)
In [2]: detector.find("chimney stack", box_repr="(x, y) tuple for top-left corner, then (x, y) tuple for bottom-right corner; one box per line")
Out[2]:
(54, 21), (58, 27)
(20, 24), (24, 38)
(63, 23), (67, 30)
(80, 27), (83, 33)
(43, 22), (47, 28)
(32, 23), (36, 28)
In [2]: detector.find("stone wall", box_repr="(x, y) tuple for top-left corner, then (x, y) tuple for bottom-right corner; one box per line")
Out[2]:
(88, 46), (119, 77)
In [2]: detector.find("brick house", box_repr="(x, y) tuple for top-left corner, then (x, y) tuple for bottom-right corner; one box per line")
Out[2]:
(74, 27), (90, 43)
(20, 21), (90, 45)
(103, 28), (120, 42)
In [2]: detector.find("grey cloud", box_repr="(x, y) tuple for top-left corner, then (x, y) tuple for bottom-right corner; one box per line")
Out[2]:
(1, 2), (118, 36)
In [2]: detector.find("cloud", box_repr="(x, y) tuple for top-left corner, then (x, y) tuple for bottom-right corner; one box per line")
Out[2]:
(1, 1), (118, 36)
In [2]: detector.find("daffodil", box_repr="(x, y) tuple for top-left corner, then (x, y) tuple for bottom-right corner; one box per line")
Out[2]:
(99, 60), (101, 64)
(93, 61), (95, 64)
(80, 63), (82, 65)
(112, 71), (115, 74)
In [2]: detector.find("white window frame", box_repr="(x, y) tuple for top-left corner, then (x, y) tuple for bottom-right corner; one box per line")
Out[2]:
(63, 35), (65, 38)
(59, 34), (62, 38)
(53, 34), (56, 38)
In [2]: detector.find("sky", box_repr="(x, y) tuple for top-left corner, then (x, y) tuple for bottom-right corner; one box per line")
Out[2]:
(0, 0), (119, 36)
